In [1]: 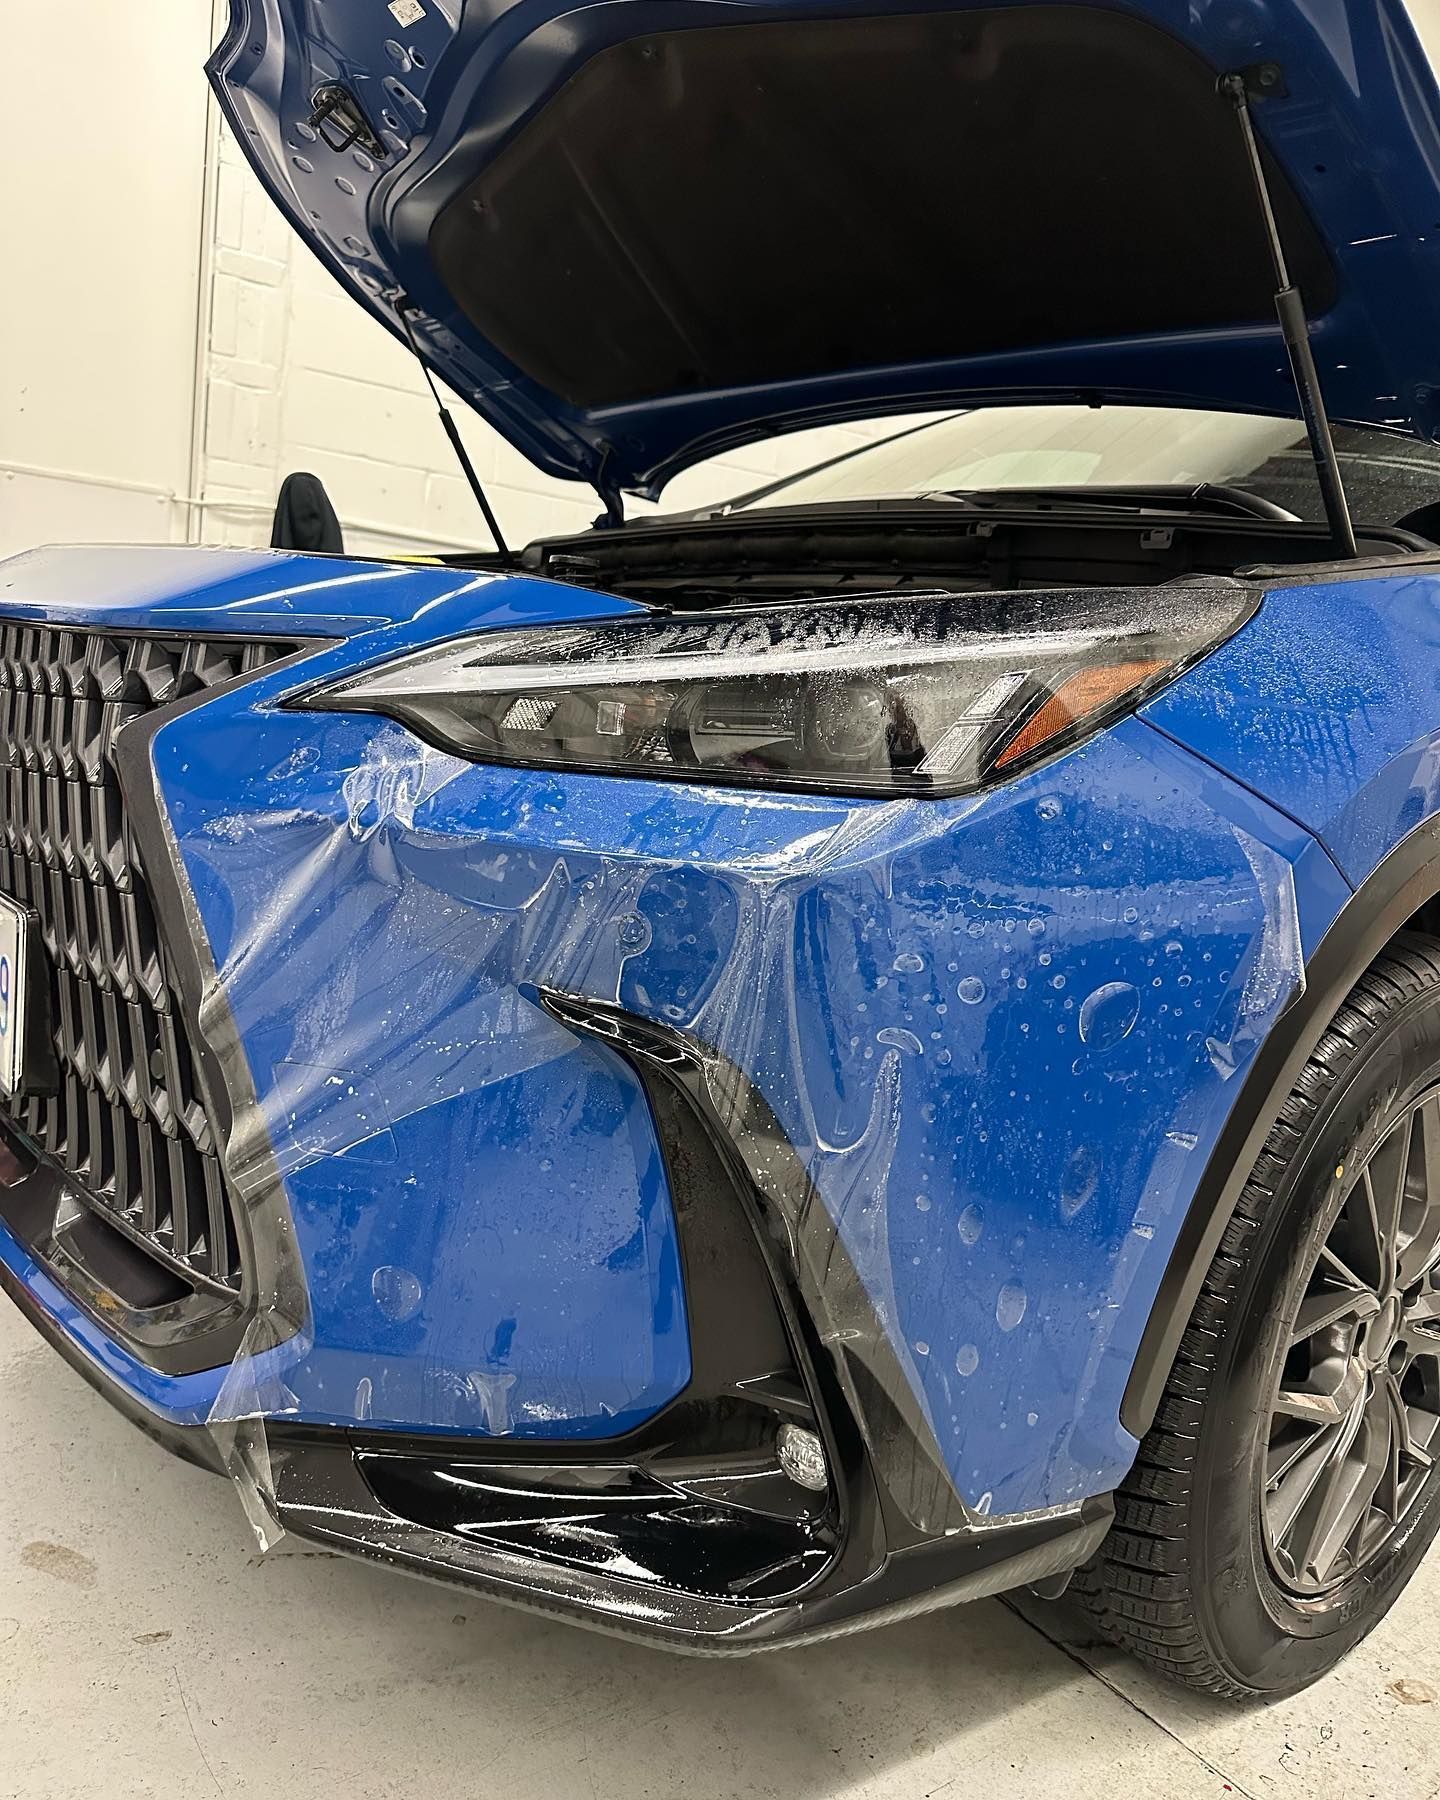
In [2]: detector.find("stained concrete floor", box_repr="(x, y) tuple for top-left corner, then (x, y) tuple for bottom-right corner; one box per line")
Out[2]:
(2, 1299), (1439, 1800)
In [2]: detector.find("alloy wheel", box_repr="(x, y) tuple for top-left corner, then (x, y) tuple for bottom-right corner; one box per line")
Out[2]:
(1262, 1089), (1440, 1597)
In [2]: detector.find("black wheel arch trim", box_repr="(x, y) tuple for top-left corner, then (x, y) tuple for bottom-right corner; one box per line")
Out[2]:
(1121, 814), (1440, 1439)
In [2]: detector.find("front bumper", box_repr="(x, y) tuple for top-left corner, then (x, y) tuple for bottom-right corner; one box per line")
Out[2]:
(0, 1031), (1111, 1652)
(0, 1127), (1112, 1653)
(0, 546), (1356, 1648)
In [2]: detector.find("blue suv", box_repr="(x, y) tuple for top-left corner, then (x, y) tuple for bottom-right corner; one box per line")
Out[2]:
(4, 0), (1440, 1698)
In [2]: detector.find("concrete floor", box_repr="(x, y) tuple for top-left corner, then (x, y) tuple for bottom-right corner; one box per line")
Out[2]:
(2, 1300), (1439, 1800)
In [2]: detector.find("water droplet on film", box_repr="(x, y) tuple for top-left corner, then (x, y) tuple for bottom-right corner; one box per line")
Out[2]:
(1078, 980), (1140, 1049)
(996, 1281), (1028, 1332)
(371, 1265), (423, 1322)
(1060, 1144), (1099, 1218)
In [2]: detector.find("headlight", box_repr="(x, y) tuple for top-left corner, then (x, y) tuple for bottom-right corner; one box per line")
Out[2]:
(299, 586), (1251, 797)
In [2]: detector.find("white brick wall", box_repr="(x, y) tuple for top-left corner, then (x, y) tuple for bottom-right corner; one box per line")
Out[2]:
(0, 1), (215, 559)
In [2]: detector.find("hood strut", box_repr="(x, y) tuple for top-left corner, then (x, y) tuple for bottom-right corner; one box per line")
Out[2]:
(396, 297), (514, 565)
(1222, 71), (1357, 558)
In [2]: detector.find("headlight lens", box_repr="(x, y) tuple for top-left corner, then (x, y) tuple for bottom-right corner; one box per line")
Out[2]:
(300, 586), (1250, 797)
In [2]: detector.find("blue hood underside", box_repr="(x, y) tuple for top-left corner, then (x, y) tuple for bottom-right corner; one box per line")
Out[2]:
(210, 0), (1440, 497)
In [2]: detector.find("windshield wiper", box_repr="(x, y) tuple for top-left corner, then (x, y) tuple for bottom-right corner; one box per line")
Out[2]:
(944, 484), (1301, 522)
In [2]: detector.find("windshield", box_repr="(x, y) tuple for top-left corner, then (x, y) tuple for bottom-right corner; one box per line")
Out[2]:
(725, 406), (1440, 533)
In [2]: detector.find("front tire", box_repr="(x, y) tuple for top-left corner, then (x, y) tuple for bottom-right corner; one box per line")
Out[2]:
(1075, 933), (1440, 1697)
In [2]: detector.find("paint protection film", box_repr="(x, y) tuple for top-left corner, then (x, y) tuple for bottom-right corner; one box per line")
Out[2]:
(120, 604), (1328, 1557)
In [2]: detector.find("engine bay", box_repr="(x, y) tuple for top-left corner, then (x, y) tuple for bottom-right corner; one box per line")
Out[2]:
(511, 501), (1432, 610)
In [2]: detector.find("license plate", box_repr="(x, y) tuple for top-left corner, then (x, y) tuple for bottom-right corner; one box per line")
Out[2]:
(0, 894), (31, 1098)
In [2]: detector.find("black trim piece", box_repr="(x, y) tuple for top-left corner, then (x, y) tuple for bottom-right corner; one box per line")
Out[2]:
(262, 1424), (1110, 1654)
(623, 1056), (838, 1472)
(535, 988), (971, 1542)
(0, 1121), (242, 1372)
(358, 1448), (835, 1603)
(15, 906), (58, 1098)
(1122, 817), (1440, 1436)
(516, 503), (1425, 605)
(1239, 549), (1440, 583)
(105, 640), (336, 1368)
(109, 637), (332, 1369)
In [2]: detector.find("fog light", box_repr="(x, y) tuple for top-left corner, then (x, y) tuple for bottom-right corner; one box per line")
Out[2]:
(777, 1422), (829, 1492)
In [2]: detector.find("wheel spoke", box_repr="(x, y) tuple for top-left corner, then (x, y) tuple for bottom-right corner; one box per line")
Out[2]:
(1287, 1379), (1390, 1587)
(1406, 1289), (1440, 1346)
(1381, 1413), (1405, 1524)
(1371, 1120), (1413, 1290)
(1384, 1369), (1436, 1471)
(1267, 1419), (1348, 1544)
(1380, 1370), (1429, 1521)
(1275, 1356), (1366, 1424)
(1401, 1224), (1440, 1294)
(1407, 1398), (1440, 1465)
(1399, 1098), (1440, 1288)
(1290, 1283), (1378, 1346)
(1267, 1418), (1330, 1490)
(1319, 1240), (1373, 1296)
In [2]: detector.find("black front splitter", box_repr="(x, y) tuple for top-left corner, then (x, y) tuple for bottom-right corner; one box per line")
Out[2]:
(261, 1429), (1111, 1656)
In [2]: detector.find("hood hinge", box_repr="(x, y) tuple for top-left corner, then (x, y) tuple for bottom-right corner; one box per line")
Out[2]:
(591, 448), (626, 530)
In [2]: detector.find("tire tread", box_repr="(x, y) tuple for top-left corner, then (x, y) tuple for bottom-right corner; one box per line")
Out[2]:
(1073, 931), (1440, 1696)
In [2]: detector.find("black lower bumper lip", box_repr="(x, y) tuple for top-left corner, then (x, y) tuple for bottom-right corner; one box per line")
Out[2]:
(260, 1430), (1111, 1655)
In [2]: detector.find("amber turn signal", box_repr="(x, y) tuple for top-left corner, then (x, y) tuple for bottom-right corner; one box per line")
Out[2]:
(993, 659), (1168, 770)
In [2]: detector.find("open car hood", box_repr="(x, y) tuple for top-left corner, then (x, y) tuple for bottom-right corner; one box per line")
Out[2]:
(210, 0), (1440, 503)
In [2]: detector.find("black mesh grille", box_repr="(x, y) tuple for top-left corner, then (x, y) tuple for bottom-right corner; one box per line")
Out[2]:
(0, 623), (298, 1295)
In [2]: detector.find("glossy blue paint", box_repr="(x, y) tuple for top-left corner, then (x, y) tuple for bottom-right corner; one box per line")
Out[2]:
(1144, 571), (1440, 887)
(211, 0), (1440, 497)
(160, 721), (692, 1437)
(0, 543), (643, 641)
(79, 577), (1339, 1510)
